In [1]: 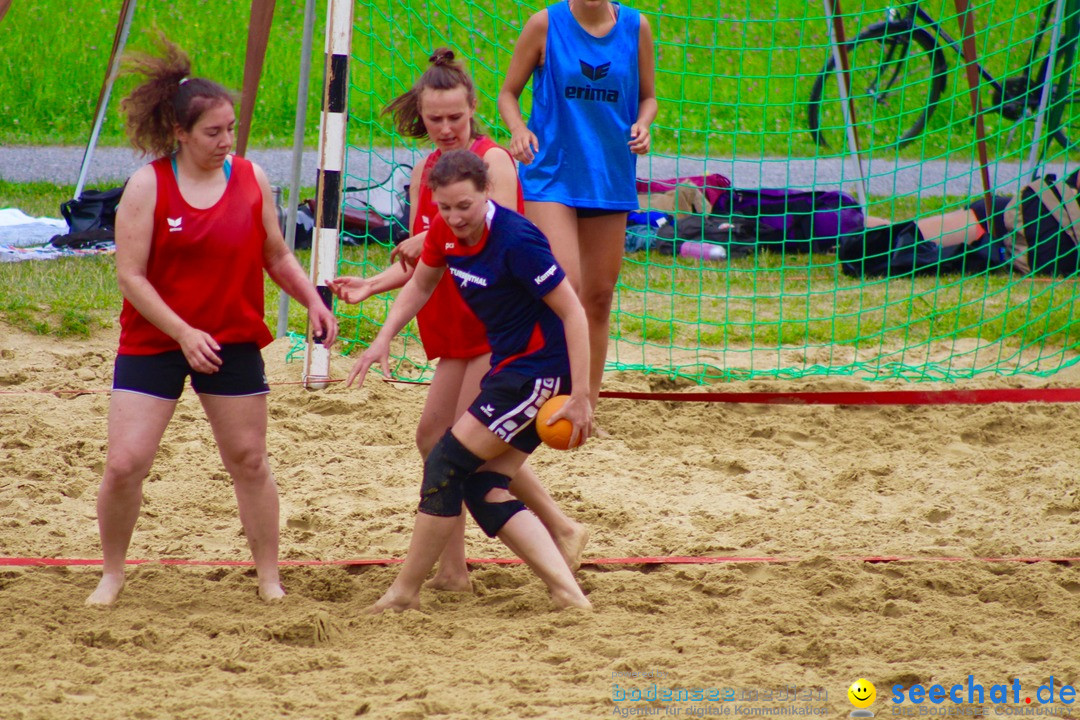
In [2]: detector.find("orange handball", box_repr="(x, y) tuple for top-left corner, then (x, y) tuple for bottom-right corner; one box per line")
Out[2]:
(535, 394), (582, 450)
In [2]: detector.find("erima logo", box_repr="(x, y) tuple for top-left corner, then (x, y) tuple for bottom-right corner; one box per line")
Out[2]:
(534, 264), (557, 285)
(579, 60), (611, 81)
(564, 86), (620, 102)
(450, 267), (489, 288)
(167, 217), (183, 232)
(480, 404), (495, 417)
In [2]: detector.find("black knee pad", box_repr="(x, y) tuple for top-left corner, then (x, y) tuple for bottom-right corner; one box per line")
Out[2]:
(418, 431), (485, 517)
(463, 471), (527, 538)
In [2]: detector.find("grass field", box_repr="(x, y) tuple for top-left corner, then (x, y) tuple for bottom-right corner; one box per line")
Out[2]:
(3, 180), (1077, 360)
(4, 0), (1078, 380)
(2, 0), (1076, 162)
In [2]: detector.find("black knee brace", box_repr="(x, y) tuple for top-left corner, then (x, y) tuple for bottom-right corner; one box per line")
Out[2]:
(463, 471), (527, 538)
(418, 431), (485, 517)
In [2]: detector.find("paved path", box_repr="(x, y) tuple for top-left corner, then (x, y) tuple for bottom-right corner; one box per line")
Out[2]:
(2, 145), (1076, 208)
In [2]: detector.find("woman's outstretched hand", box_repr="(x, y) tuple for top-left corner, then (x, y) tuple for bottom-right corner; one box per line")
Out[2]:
(327, 276), (376, 305)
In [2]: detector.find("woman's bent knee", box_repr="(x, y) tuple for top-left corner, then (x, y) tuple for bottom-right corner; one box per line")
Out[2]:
(223, 449), (271, 482)
(102, 452), (154, 487)
(580, 287), (616, 318)
(415, 420), (444, 459)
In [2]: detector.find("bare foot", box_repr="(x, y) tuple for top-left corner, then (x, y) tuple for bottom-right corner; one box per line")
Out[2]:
(422, 572), (473, 592)
(551, 586), (592, 611)
(364, 587), (421, 615)
(258, 582), (286, 601)
(554, 522), (590, 572)
(85, 573), (125, 606)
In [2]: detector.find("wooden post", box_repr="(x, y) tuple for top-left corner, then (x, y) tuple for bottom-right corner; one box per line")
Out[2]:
(953, 0), (995, 220)
(237, 0), (276, 157)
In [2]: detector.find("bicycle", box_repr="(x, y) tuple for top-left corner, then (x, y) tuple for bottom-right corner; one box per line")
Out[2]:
(806, 0), (1080, 152)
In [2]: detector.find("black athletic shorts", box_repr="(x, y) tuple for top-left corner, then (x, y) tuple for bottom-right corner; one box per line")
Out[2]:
(467, 371), (570, 453)
(113, 343), (269, 401)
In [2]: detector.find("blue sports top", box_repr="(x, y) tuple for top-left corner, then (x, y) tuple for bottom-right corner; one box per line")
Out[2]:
(420, 201), (570, 377)
(518, 1), (641, 210)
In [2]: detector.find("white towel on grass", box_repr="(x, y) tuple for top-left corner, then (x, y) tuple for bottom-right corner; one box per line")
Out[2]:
(0, 208), (68, 247)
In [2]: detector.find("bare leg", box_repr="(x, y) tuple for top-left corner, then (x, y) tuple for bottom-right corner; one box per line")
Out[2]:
(525, 201), (582, 291)
(574, 212), (627, 409)
(917, 209), (983, 248)
(525, 202), (625, 409)
(423, 514), (470, 591)
(508, 465), (588, 571)
(200, 393), (283, 601)
(365, 512), (460, 613)
(493, 492), (591, 610)
(454, 416), (589, 608)
(367, 414), (590, 613)
(418, 357), (488, 592)
(87, 391), (177, 606)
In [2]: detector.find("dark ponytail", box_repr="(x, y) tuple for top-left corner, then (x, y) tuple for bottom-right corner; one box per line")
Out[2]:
(383, 47), (478, 139)
(119, 33), (235, 157)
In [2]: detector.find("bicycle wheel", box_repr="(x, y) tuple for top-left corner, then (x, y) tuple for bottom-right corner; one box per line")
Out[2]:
(808, 21), (948, 151)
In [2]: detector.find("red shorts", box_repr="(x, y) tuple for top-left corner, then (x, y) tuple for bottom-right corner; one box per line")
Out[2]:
(416, 272), (490, 360)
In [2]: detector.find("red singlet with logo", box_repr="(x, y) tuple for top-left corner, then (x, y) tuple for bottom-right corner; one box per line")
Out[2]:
(118, 155), (273, 355)
(413, 136), (524, 360)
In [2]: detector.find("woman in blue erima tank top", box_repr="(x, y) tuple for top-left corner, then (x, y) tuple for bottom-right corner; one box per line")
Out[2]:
(499, 0), (656, 411)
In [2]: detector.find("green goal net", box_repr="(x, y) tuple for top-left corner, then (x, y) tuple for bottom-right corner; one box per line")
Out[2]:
(333, 0), (1080, 383)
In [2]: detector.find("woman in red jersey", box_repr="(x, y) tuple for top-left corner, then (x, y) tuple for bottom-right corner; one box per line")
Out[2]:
(86, 37), (337, 606)
(329, 49), (587, 592)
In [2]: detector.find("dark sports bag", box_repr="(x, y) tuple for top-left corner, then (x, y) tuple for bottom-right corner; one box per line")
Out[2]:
(839, 221), (987, 278)
(1001, 172), (1080, 276)
(650, 215), (753, 257)
(59, 186), (125, 234)
(711, 187), (864, 254)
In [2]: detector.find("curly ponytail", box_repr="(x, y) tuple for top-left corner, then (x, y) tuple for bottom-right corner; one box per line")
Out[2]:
(119, 34), (235, 157)
(383, 47), (478, 140)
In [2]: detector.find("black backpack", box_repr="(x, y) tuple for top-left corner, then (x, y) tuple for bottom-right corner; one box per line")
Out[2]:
(1001, 172), (1080, 276)
(651, 215), (752, 257)
(59, 186), (125, 234)
(51, 186), (125, 248)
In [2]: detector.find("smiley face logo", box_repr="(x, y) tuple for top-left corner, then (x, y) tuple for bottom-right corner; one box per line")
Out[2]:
(848, 679), (876, 709)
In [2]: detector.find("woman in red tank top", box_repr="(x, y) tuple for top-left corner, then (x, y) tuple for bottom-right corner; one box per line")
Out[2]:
(328, 50), (587, 594)
(86, 37), (337, 606)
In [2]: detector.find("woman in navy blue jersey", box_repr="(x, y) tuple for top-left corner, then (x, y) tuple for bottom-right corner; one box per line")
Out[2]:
(498, 0), (657, 409)
(348, 149), (592, 613)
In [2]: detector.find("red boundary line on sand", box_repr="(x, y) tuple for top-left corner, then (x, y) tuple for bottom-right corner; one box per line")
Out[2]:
(3, 381), (1079, 405)
(3, 555), (1078, 568)
(376, 384), (1080, 405)
(598, 387), (1080, 405)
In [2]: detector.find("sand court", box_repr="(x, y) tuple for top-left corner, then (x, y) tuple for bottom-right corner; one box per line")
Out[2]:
(1, 326), (1079, 719)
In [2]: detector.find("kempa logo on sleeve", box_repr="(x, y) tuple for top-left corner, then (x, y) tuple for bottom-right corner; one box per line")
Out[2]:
(534, 264), (558, 285)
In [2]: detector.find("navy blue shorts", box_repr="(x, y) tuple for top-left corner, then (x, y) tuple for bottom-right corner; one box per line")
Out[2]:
(113, 343), (269, 401)
(467, 371), (570, 453)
